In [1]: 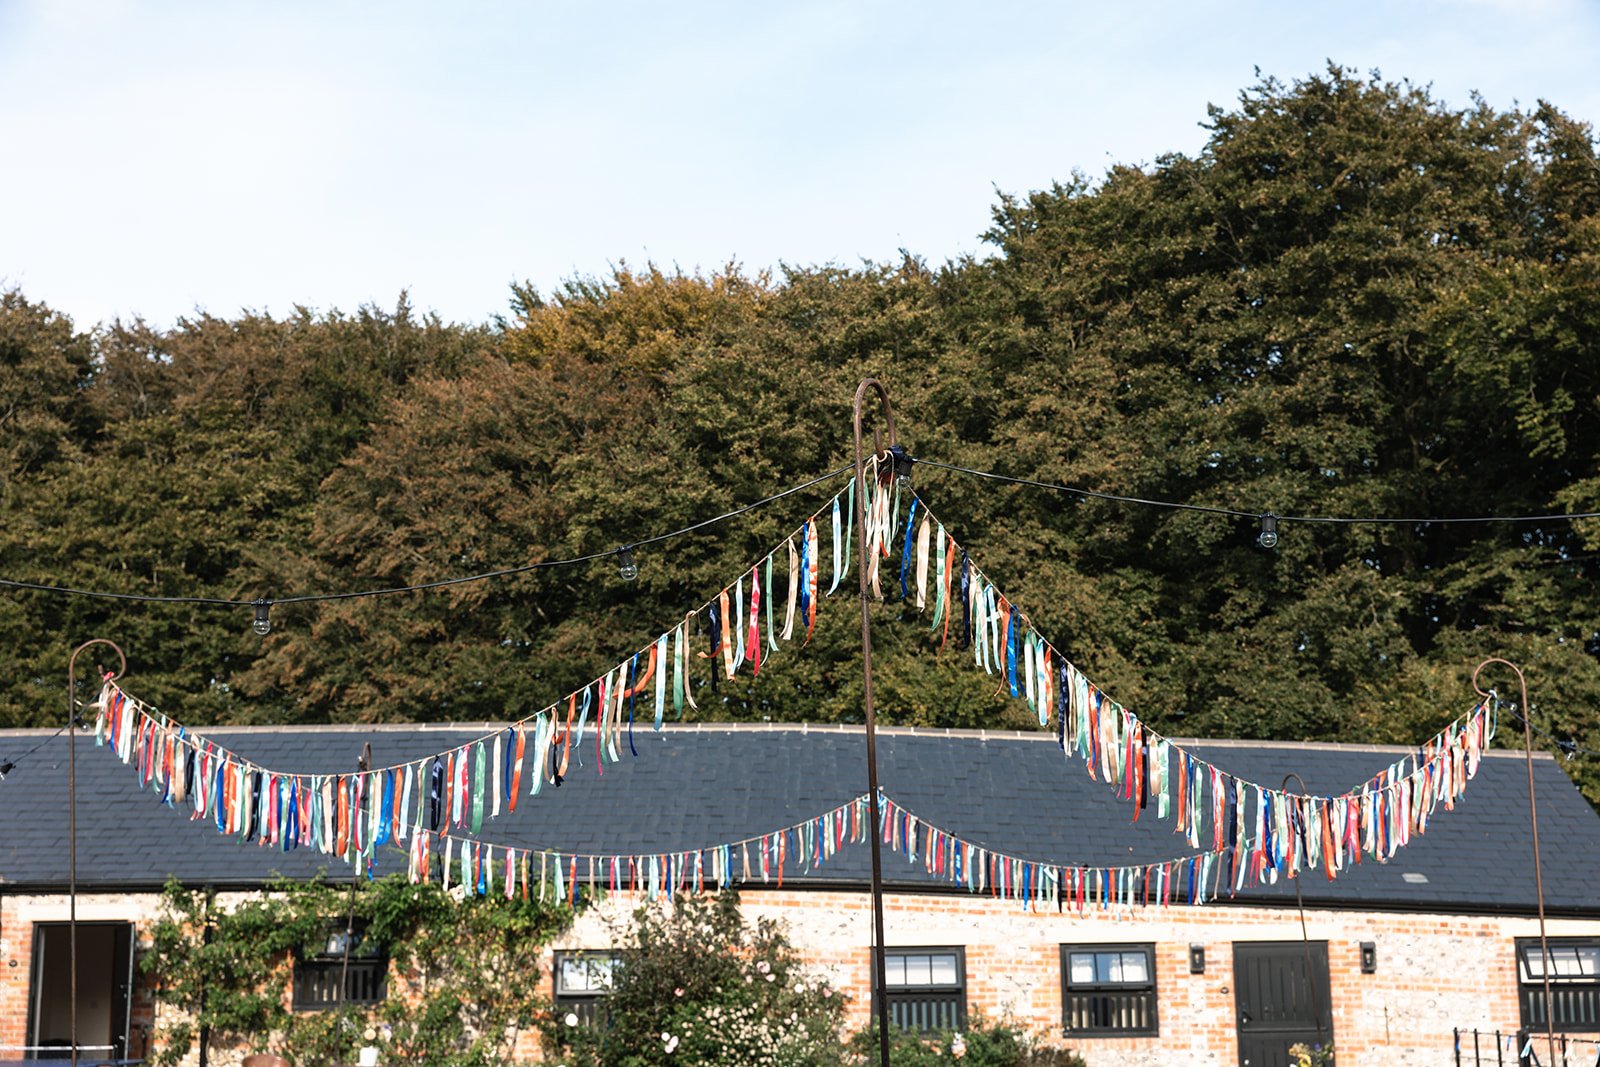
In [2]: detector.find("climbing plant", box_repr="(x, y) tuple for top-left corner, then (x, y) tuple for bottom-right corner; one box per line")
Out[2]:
(142, 874), (578, 1067)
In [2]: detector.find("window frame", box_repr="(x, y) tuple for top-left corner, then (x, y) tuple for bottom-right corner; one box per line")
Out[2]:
(291, 920), (388, 1012)
(552, 950), (625, 1028)
(1060, 942), (1159, 1038)
(879, 946), (967, 1032)
(1516, 937), (1600, 1033)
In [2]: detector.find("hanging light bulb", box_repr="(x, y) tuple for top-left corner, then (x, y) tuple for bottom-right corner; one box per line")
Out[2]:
(616, 545), (639, 581)
(252, 599), (272, 635)
(1257, 513), (1279, 550)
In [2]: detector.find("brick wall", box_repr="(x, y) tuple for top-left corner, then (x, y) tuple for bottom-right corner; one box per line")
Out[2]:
(5, 886), (1596, 1065)
(549, 887), (1600, 1066)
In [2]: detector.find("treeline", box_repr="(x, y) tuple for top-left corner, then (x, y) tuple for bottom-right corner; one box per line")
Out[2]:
(4, 67), (1599, 803)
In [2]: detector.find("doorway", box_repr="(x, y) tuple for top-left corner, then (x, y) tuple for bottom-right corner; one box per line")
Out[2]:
(27, 922), (134, 1060)
(1233, 940), (1333, 1067)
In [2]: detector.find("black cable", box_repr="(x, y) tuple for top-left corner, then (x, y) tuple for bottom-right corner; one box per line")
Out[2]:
(1507, 707), (1600, 760)
(0, 465), (852, 609)
(918, 458), (1600, 526)
(0, 720), (79, 779)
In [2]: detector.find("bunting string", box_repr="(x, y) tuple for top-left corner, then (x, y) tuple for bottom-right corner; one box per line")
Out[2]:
(85, 467), (1499, 903)
(86, 466), (889, 861)
(417, 793), (874, 904)
(898, 490), (1499, 867)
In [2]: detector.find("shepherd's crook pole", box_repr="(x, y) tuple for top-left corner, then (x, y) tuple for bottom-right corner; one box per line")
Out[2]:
(67, 638), (126, 1067)
(853, 378), (896, 1067)
(1472, 658), (1556, 1066)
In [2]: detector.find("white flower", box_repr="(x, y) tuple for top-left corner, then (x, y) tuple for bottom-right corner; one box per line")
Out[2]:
(794, 983), (806, 993)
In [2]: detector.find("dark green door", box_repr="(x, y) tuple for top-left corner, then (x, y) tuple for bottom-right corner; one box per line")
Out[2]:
(1233, 941), (1333, 1067)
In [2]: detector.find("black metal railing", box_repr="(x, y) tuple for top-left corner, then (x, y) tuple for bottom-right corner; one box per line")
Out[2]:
(555, 996), (610, 1028)
(885, 990), (965, 1032)
(1520, 986), (1600, 1031)
(1453, 1026), (1600, 1067)
(1064, 989), (1157, 1035)
(292, 957), (388, 1010)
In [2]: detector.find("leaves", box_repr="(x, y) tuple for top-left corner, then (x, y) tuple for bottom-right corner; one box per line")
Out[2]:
(3, 65), (1599, 805)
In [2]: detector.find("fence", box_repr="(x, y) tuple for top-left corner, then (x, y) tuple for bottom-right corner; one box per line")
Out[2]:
(1454, 1028), (1600, 1067)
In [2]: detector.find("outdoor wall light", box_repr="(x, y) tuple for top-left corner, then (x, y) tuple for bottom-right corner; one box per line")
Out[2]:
(1189, 944), (1206, 974)
(1360, 942), (1377, 973)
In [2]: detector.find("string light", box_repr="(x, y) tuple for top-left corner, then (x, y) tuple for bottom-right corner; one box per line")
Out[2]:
(253, 600), (272, 636)
(616, 546), (639, 582)
(917, 458), (1600, 527)
(1257, 513), (1279, 549)
(0, 465), (852, 627)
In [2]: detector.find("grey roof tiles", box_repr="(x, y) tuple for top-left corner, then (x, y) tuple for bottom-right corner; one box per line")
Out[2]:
(1, 722), (1595, 915)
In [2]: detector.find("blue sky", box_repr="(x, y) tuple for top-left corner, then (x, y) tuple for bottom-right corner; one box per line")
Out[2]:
(2, 0), (1597, 330)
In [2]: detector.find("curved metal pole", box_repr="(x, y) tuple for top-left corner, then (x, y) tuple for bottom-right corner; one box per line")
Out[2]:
(1282, 773), (1326, 1048)
(67, 639), (126, 1067)
(852, 378), (896, 1067)
(1472, 658), (1555, 1066)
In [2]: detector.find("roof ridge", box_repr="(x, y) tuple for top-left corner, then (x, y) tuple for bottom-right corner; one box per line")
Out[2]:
(0, 720), (1550, 758)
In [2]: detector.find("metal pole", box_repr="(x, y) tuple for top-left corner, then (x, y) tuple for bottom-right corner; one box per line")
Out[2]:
(852, 378), (897, 1067)
(1474, 659), (1556, 1067)
(1283, 773), (1326, 1048)
(67, 639), (126, 1067)
(340, 743), (372, 1011)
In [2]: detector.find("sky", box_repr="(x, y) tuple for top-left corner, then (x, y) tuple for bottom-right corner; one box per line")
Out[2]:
(2, 0), (1597, 331)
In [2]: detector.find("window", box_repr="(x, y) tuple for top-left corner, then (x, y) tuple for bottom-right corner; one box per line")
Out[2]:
(1061, 944), (1158, 1036)
(293, 922), (387, 1010)
(554, 951), (623, 1027)
(1517, 939), (1600, 1032)
(881, 948), (966, 1032)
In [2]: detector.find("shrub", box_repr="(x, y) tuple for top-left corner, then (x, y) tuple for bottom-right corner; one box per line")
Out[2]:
(543, 890), (848, 1067)
(848, 1019), (1086, 1067)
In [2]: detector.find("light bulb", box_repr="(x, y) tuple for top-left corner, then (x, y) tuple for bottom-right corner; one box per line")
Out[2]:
(252, 600), (272, 635)
(617, 546), (639, 581)
(1257, 514), (1279, 550)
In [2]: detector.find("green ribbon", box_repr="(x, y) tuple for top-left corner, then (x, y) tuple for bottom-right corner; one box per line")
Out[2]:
(672, 626), (685, 720)
(765, 553), (777, 652)
(470, 741), (486, 834)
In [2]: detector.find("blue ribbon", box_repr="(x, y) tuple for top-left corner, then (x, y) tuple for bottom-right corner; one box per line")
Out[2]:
(375, 768), (395, 847)
(502, 728), (515, 801)
(797, 528), (811, 623)
(626, 652), (640, 758)
(428, 758), (443, 830)
(1005, 609), (1020, 698)
(898, 498), (919, 601)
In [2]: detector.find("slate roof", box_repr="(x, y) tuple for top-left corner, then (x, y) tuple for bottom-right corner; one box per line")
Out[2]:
(1, 722), (1596, 915)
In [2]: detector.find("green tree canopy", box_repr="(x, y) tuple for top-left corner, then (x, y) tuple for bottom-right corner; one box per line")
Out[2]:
(2, 65), (1597, 802)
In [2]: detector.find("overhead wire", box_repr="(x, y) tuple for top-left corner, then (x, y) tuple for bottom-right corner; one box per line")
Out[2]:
(1506, 706), (1600, 761)
(916, 458), (1600, 526)
(0, 464), (853, 609)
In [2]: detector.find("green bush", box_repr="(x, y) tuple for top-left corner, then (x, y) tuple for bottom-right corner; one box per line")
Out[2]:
(848, 1019), (1086, 1067)
(542, 890), (848, 1067)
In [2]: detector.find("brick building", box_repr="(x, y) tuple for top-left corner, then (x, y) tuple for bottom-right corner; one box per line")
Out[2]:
(1, 721), (1597, 1065)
